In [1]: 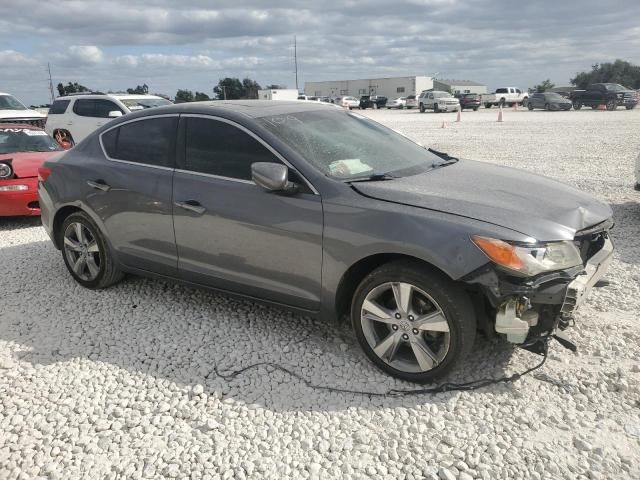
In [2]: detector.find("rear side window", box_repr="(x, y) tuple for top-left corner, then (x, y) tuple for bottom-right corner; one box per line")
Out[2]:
(102, 117), (177, 167)
(183, 117), (281, 180)
(73, 99), (123, 118)
(49, 100), (70, 115)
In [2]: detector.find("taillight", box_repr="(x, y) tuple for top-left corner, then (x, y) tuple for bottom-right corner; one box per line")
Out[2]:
(38, 166), (52, 182)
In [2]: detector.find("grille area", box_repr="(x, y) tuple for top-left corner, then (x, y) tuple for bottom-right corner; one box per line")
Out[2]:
(574, 224), (611, 263)
(2, 117), (47, 128)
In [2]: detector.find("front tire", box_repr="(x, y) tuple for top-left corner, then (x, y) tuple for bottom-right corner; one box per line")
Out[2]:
(419, 103), (425, 113)
(606, 99), (617, 111)
(434, 104), (439, 113)
(351, 261), (476, 383)
(528, 102), (534, 111)
(545, 103), (550, 111)
(573, 100), (582, 110)
(59, 211), (123, 289)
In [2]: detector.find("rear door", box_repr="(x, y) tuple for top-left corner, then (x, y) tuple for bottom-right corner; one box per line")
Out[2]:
(72, 99), (125, 142)
(172, 115), (323, 310)
(90, 115), (179, 276)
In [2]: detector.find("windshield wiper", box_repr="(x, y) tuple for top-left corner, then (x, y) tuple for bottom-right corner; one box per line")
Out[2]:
(344, 172), (396, 183)
(428, 147), (459, 162)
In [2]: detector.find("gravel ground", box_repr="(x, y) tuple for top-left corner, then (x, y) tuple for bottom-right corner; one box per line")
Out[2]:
(1, 108), (639, 479)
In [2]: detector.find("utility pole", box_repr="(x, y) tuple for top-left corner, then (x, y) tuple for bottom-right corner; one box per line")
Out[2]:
(47, 63), (55, 103)
(294, 36), (298, 92)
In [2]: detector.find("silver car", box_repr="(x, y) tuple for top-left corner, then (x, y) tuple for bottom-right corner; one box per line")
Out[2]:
(386, 97), (407, 109)
(39, 101), (614, 383)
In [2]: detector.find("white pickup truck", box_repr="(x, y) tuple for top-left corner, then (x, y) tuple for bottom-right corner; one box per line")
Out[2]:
(481, 88), (528, 108)
(0, 92), (47, 128)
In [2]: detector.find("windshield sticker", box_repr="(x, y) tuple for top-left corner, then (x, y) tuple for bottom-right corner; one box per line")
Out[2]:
(0, 128), (45, 135)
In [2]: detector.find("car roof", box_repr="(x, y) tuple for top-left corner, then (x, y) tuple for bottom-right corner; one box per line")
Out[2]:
(115, 100), (337, 120)
(0, 123), (41, 130)
(56, 93), (165, 100)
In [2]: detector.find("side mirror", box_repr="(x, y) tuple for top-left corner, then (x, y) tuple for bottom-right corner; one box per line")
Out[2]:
(251, 162), (299, 194)
(108, 110), (123, 118)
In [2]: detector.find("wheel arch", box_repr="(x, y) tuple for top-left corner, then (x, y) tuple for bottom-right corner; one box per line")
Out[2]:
(52, 205), (84, 249)
(333, 253), (454, 322)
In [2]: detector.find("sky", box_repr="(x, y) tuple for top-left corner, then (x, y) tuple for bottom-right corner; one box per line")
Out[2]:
(2, 0), (640, 105)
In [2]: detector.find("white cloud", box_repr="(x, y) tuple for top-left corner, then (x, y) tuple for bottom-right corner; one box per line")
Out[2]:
(68, 45), (104, 64)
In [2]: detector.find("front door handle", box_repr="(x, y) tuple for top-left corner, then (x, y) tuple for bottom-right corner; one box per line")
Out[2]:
(87, 179), (111, 192)
(175, 200), (206, 215)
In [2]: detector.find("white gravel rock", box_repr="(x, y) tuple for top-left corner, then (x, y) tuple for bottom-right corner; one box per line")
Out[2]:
(1, 109), (640, 479)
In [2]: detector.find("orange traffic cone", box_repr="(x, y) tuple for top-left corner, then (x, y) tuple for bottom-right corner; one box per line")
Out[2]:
(441, 121), (446, 128)
(455, 109), (461, 122)
(597, 104), (606, 111)
(497, 107), (503, 122)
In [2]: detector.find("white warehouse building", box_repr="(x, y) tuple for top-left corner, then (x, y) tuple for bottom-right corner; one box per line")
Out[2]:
(305, 76), (434, 99)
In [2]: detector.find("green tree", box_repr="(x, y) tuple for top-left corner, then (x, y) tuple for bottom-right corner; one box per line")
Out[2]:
(57, 82), (90, 96)
(174, 89), (195, 103)
(194, 91), (211, 101)
(214, 77), (244, 99)
(532, 79), (555, 93)
(571, 60), (640, 89)
(265, 84), (285, 89)
(242, 78), (261, 99)
(126, 84), (149, 94)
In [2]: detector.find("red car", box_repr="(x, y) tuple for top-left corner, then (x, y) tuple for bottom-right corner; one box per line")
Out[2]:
(0, 124), (65, 216)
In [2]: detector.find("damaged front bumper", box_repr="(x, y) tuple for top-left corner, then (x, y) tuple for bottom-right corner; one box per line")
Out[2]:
(466, 230), (614, 344)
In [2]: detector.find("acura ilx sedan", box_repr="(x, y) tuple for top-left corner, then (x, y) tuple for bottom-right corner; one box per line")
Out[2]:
(38, 101), (614, 383)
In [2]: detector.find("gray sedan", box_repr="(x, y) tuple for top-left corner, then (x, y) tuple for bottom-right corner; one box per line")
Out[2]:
(38, 101), (614, 383)
(527, 92), (573, 111)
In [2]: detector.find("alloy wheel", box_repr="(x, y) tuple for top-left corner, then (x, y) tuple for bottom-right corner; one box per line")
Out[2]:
(63, 222), (102, 281)
(360, 282), (451, 373)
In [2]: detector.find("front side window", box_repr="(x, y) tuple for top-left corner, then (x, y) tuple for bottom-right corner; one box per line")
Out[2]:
(183, 117), (281, 180)
(102, 117), (177, 167)
(94, 100), (122, 118)
(257, 110), (444, 180)
(496, 88), (508, 94)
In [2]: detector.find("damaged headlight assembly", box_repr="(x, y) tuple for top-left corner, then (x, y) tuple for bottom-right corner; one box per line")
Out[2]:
(471, 236), (584, 345)
(471, 235), (583, 277)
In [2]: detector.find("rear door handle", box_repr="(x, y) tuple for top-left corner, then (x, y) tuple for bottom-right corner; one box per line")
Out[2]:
(87, 179), (111, 192)
(175, 200), (206, 215)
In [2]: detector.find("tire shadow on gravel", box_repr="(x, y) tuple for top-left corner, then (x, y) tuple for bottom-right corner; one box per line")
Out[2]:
(1, 240), (530, 412)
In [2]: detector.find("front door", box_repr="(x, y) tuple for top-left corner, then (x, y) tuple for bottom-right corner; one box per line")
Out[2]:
(86, 115), (179, 276)
(172, 115), (323, 311)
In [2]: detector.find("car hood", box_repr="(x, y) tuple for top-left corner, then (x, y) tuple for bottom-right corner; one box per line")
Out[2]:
(0, 109), (47, 119)
(352, 159), (612, 241)
(0, 151), (58, 178)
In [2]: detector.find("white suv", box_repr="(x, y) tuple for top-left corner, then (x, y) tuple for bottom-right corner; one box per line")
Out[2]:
(418, 90), (460, 113)
(45, 93), (172, 145)
(0, 92), (47, 128)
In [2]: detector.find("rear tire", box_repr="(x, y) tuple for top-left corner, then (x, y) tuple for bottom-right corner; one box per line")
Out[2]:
(351, 260), (476, 383)
(473, 107), (478, 111)
(528, 102), (534, 111)
(485, 103), (492, 109)
(434, 104), (439, 113)
(545, 103), (550, 111)
(59, 211), (123, 289)
(572, 100), (582, 110)
(606, 99), (617, 111)
(626, 105), (635, 110)
(419, 103), (425, 113)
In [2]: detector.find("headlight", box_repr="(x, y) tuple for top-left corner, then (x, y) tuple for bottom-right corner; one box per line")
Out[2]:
(0, 162), (12, 179)
(472, 235), (583, 276)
